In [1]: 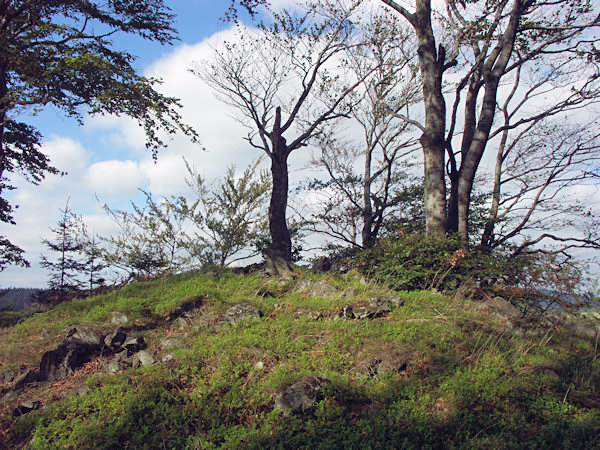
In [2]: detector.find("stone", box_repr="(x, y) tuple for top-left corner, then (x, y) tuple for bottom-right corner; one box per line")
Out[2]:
(295, 309), (323, 320)
(542, 368), (562, 383)
(274, 377), (330, 415)
(102, 359), (126, 373)
(226, 303), (263, 324)
(563, 318), (599, 341)
(358, 348), (415, 379)
(0, 390), (19, 405)
(160, 338), (184, 350)
(62, 326), (104, 348)
(489, 297), (521, 320)
(104, 329), (127, 352)
(124, 337), (146, 353)
(254, 361), (265, 370)
(39, 344), (90, 381)
(13, 400), (42, 418)
(13, 369), (34, 388)
(352, 297), (394, 320)
(162, 353), (176, 363)
(111, 311), (129, 325)
(295, 279), (337, 298)
(173, 316), (190, 328)
(312, 257), (331, 274)
(132, 351), (155, 367)
(338, 305), (355, 320)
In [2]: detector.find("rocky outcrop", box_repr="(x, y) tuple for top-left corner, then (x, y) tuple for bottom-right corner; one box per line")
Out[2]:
(226, 303), (263, 324)
(274, 377), (330, 415)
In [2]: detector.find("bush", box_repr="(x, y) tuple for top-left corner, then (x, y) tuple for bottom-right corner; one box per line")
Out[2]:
(347, 232), (527, 293)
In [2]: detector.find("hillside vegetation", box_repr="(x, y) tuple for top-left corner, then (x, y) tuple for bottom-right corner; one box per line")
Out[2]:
(0, 269), (599, 449)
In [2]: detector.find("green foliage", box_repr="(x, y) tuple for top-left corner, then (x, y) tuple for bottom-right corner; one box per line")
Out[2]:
(39, 201), (87, 301)
(177, 158), (270, 267)
(0, 0), (199, 270)
(349, 232), (520, 292)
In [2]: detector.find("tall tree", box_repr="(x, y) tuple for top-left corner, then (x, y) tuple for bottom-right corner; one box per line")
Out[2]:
(0, 0), (198, 268)
(308, 11), (421, 248)
(381, 0), (600, 242)
(198, 1), (370, 272)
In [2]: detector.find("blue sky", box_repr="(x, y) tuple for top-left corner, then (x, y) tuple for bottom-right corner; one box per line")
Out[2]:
(0, 1), (278, 288)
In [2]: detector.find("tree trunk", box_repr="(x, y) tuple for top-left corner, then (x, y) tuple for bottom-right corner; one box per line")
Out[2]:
(266, 107), (293, 270)
(361, 148), (375, 248)
(413, 1), (447, 236)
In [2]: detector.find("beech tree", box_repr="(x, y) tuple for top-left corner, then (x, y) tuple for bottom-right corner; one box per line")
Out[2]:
(0, 0), (198, 268)
(308, 11), (421, 248)
(198, 1), (371, 271)
(381, 0), (600, 241)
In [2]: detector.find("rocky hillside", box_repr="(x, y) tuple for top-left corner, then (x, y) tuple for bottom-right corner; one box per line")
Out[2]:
(0, 269), (599, 448)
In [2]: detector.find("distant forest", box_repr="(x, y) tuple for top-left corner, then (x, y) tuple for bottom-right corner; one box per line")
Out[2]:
(0, 289), (44, 311)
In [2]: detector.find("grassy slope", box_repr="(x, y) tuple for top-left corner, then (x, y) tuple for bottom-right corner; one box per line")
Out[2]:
(1, 269), (599, 449)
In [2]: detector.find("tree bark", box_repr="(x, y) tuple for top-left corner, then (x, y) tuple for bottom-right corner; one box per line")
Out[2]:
(413, 1), (448, 236)
(267, 107), (292, 265)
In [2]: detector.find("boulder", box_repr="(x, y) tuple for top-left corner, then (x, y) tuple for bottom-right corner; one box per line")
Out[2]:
(294, 309), (323, 320)
(489, 297), (521, 321)
(563, 318), (599, 341)
(337, 305), (355, 320)
(63, 326), (104, 349)
(13, 369), (34, 389)
(13, 400), (42, 418)
(39, 344), (90, 381)
(159, 338), (185, 350)
(104, 329), (127, 352)
(111, 311), (129, 325)
(226, 303), (263, 324)
(124, 337), (146, 353)
(274, 377), (330, 415)
(132, 351), (156, 367)
(295, 279), (337, 298)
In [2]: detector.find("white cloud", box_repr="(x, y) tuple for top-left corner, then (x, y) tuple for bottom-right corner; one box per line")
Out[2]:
(85, 160), (146, 196)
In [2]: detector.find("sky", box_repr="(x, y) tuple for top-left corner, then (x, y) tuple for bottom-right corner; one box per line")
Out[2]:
(0, 0), (289, 288)
(1, 0), (599, 288)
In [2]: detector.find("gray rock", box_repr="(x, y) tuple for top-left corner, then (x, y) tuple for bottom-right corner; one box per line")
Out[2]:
(173, 316), (190, 328)
(564, 318), (599, 341)
(40, 344), (90, 381)
(111, 311), (129, 325)
(102, 359), (126, 373)
(162, 353), (176, 363)
(295, 279), (338, 297)
(337, 305), (354, 320)
(0, 390), (19, 405)
(490, 297), (521, 321)
(295, 309), (323, 320)
(13, 400), (42, 418)
(160, 338), (184, 350)
(274, 377), (330, 415)
(542, 368), (562, 383)
(124, 336), (146, 353)
(226, 303), (263, 324)
(254, 361), (265, 370)
(133, 350), (156, 367)
(104, 329), (127, 352)
(13, 369), (33, 388)
(63, 326), (104, 348)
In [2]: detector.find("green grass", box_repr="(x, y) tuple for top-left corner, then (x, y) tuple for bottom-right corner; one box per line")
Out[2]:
(2, 270), (599, 449)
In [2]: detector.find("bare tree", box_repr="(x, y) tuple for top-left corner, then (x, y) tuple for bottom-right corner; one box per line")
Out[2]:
(196, 1), (372, 273)
(381, 0), (600, 242)
(307, 11), (421, 248)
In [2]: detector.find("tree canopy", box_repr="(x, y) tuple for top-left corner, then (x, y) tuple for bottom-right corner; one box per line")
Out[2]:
(0, 0), (198, 268)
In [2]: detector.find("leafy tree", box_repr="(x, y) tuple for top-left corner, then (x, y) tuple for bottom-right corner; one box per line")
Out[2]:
(0, 0), (198, 268)
(381, 0), (600, 241)
(101, 191), (188, 279)
(40, 200), (86, 300)
(178, 159), (270, 268)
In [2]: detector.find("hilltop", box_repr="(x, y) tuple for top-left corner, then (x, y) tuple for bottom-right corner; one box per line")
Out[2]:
(0, 269), (599, 448)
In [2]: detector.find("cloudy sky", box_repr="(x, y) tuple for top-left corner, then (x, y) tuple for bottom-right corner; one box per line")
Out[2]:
(1, 0), (599, 288)
(0, 1), (298, 288)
